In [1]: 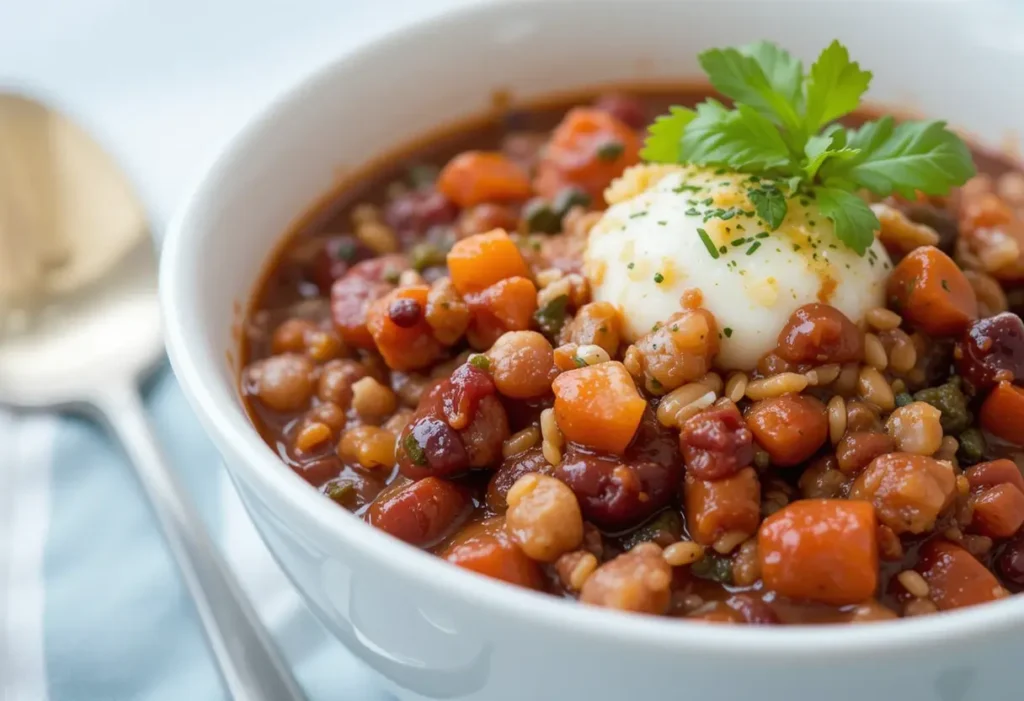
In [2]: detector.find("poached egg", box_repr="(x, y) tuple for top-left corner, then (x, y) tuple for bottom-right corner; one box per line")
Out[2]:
(585, 165), (893, 370)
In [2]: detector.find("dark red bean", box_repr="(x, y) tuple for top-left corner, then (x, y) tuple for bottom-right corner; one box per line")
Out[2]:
(440, 364), (497, 430)
(593, 93), (648, 129)
(366, 477), (471, 547)
(724, 594), (780, 625)
(680, 402), (754, 481)
(776, 303), (864, 364)
(458, 395), (510, 469)
(998, 534), (1024, 587)
(385, 188), (458, 235)
(955, 312), (1024, 393)
(398, 416), (469, 480)
(388, 298), (423, 327)
(555, 412), (682, 529)
(486, 446), (552, 513)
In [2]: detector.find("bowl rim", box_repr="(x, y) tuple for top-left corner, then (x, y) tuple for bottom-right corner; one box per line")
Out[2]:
(161, 0), (1024, 659)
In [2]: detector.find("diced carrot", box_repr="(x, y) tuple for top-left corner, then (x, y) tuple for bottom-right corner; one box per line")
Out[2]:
(447, 229), (531, 296)
(551, 361), (646, 454)
(534, 107), (641, 203)
(329, 254), (408, 349)
(437, 151), (533, 208)
(966, 459), (1024, 494)
(684, 467), (761, 546)
(916, 540), (1005, 610)
(442, 521), (544, 590)
(979, 381), (1024, 446)
(464, 276), (539, 350)
(972, 484), (1024, 538)
(366, 285), (442, 371)
(366, 477), (470, 547)
(758, 499), (878, 606)
(885, 246), (978, 336)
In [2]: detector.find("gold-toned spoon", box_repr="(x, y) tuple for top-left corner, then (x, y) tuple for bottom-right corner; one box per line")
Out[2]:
(0, 94), (306, 701)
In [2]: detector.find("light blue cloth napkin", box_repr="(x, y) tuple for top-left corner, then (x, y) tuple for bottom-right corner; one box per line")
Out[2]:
(3, 368), (395, 700)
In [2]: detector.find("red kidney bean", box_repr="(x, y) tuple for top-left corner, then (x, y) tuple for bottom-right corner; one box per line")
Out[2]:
(776, 303), (864, 364)
(366, 477), (471, 547)
(955, 312), (1024, 392)
(593, 93), (648, 129)
(998, 533), (1024, 586)
(724, 594), (780, 625)
(387, 297), (423, 327)
(398, 415), (469, 480)
(556, 411), (682, 530)
(486, 447), (552, 513)
(680, 402), (754, 481)
(385, 188), (458, 235)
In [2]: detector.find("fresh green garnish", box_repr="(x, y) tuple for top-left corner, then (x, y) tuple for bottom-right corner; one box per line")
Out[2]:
(402, 433), (427, 466)
(641, 40), (975, 255)
(468, 354), (491, 372)
(534, 294), (570, 338)
(596, 139), (626, 161)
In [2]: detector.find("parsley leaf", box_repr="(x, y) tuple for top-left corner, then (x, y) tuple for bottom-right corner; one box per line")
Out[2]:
(822, 118), (976, 198)
(698, 47), (802, 132)
(814, 186), (879, 255)
(749, 186), (788, 230)
(680, 101), (792, 172)
(641, 40), (975, 256)
(641, 106), (696, 163)
(804, 40), (872, 131)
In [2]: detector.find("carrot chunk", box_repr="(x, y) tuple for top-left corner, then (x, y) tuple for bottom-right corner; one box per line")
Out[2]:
(916, 540), (1005, 610)
(685, 467), (761, 546)
(437, 151), (532, 208)
(552, 361), (646, 454)
(979, 381), (1024, 446)
(534, 107), (641, 203)
(966, 459), (1024, 494)
(442, 520), (544, 590)
(447, 229), (530, 296)
(366, 285), (442, 371)
(972, 484), (1024, 538)
(885, 245), (978, 336)
(758, 499), (878, 606)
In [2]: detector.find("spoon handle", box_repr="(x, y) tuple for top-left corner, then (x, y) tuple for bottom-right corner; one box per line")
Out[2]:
(94, 383), (306, 701)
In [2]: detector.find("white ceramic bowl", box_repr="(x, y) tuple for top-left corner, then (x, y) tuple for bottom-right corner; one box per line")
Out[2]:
(161, 2), (1024, 699)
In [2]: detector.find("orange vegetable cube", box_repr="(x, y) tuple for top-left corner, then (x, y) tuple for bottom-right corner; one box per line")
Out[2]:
(447, 229), (530, 296)
(916, 540), (1005, 611)
(972, 484), (1024, 538)
(552, 361), (646, 454)
(437, 151), (532, 208)
(885, 246), (978, 336)
(979, 381), (1024, 446)
(684, 467), (761, 546)
(759, 499), (878, 606)
(966, 459), (1024, 494)
(366, 285), (442, 371)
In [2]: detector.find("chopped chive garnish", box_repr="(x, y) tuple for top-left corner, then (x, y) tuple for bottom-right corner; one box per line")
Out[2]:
(746, 241), (762, 255)
(697, 228), (719, 259)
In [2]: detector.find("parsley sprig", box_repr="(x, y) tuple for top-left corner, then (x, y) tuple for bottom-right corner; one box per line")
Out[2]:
(642, 40), (975, 255)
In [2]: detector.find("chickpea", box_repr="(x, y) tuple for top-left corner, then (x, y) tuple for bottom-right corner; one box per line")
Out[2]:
(317, 359), (367, 408)
(305, 402), (347, 433)
(351, 376), (398, 422)
(487, 331), (557, 399)
(579, 543), (673, 614)
(338, 426), (396, 469)
(251, 354), (315, 412)
(886, 402), (944, 456)
(835, 431), (894, 474)
(798, 456), (850, 498)
(505, 474), (584, 562)
(271, 318), (317, 354)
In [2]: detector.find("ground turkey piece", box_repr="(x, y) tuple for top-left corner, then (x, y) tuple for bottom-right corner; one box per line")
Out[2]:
(579, 543), (672, 614)
(680, 401), (754, 481)
(849, 453), (957, 534)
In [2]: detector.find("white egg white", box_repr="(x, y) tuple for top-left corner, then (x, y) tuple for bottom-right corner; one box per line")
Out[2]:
(585, 166), (893, 371)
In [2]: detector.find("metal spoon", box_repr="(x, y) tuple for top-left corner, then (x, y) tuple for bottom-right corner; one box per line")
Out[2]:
(0, 94), (306, 701)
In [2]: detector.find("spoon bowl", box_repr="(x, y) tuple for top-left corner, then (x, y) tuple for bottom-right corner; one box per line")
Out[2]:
(0, 93), (305, 701)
